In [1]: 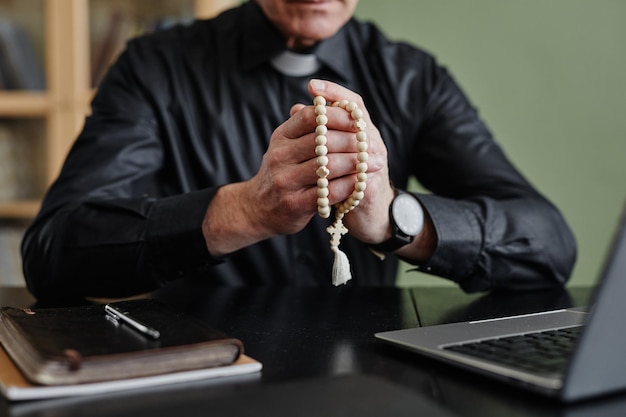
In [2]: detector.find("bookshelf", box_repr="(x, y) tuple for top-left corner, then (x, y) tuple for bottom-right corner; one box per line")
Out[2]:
(0, 0), (238, 219)
(0, 0), (238, 285)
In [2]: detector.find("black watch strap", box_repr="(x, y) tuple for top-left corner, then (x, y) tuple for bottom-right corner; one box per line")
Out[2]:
(369, 232), (414, 253)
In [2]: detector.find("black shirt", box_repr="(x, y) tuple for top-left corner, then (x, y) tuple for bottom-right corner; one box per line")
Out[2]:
(22, 2), (576, 299)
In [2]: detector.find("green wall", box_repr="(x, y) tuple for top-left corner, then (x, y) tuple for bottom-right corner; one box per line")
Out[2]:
(354, 0), (626, 288)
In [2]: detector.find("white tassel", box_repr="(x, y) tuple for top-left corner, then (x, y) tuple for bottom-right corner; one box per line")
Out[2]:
(331, 247), (352, 286)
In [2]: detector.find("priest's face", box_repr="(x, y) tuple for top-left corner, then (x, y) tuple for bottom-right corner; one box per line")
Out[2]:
(255, 0), (359, 50)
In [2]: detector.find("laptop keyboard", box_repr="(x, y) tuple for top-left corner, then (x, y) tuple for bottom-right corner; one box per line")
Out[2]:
(443, 326), (583, 376)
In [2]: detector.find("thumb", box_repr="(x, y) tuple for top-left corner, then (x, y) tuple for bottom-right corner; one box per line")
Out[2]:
(308, 79), (364, 107)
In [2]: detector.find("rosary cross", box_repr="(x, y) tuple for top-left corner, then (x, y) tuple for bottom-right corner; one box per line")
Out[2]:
(326, 220), (348, 251)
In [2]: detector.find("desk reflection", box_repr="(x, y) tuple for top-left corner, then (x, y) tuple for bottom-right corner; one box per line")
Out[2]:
(152, 283), (419, 381)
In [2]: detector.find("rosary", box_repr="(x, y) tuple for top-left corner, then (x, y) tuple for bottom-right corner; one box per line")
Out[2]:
(313, 96), (368, 286)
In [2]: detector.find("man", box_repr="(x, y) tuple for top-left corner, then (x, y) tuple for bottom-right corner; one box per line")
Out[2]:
(22, 0), (576, 300)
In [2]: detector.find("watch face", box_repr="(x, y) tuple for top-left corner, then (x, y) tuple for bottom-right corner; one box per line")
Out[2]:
(391, 193), (424, 236)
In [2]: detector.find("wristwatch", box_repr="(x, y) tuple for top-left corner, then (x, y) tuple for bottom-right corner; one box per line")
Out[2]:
(370, 190), (424, 253)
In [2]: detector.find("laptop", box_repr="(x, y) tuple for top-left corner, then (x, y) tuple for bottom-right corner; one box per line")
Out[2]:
(376, 202), (626, 402)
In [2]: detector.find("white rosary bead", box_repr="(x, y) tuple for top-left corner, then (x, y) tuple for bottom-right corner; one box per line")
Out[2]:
(314, 96), (327, 106)
(316, 114), (328, 125)
(316, 166), (330, 177)
(317, 155), (329, 167)
(318, 206), (331, 218)
(352, 190), (365, 201)
(317, 197), (330, 208)
(354, 119), (366, 130)
(317, 187), (329, 198)
(351, 108), (363, 120)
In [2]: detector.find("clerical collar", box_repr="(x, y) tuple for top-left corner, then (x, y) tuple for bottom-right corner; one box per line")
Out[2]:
(270, 50), (322, 77)
(240, 1), (352, 82)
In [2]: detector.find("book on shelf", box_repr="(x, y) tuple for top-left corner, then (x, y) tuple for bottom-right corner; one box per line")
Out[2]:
(0, 223), (27, 287)
(0, 299), (262, 401)
(0, 17), (45, 90)
(0, 122), (37, 203)
(90, 10), (129, 88)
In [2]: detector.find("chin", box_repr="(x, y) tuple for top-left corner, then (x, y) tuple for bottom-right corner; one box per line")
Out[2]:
(293, 21), (342, 43)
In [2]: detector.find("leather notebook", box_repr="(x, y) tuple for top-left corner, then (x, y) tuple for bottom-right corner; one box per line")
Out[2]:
(0, 299), (243, 386)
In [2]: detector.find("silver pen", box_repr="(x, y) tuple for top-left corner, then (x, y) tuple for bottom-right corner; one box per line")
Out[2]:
(104, 304), (161, 340)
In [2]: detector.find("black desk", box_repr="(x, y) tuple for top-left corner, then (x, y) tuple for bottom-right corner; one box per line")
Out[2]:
(1, 284), (624, 417)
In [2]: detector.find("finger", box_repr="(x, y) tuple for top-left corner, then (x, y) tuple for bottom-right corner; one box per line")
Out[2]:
(308, 79), (368, 114)
(269, 115), (365, 174)
(279, 106), (318, 139)
(302, 173), (361, 212)
(281, 105), (356, 140)
(290, 103), (305, 117)
(322, 129), (363, 153)
(300, 152), (365, 188)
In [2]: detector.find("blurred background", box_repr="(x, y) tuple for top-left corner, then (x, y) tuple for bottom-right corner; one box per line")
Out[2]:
(0, 0), (624, 289)
(354, 0), (626, 288)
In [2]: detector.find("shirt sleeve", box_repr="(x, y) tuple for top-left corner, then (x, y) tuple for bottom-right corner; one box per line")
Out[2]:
(406, 61), (577, 292)
(21, 45), (223, 301)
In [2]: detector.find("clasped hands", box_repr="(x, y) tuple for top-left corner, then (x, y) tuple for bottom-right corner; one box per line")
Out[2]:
(203, 79), (396, 257)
